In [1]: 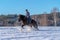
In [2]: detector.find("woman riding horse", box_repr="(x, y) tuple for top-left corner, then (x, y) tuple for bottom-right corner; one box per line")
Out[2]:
(18, 9), (39, 30)
(25, 9), (31, 24)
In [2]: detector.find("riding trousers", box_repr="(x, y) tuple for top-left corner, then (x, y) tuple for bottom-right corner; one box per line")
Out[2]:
(27, 17), (31, 24)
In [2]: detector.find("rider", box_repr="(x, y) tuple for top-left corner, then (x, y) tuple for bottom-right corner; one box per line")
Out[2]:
(25, 9), (31, 24)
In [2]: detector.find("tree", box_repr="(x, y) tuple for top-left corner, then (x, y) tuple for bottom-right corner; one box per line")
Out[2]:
(51, 7), (59, 26)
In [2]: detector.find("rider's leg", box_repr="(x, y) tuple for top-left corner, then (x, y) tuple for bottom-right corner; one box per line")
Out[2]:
(27, 18), (29, 24)
(27, 17), (31, 24)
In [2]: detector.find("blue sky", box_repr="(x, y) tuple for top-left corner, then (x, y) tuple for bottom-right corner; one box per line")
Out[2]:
(0, 0), (60, 15)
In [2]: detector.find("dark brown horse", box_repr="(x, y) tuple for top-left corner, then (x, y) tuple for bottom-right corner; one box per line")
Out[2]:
(18, 14), (39, 30)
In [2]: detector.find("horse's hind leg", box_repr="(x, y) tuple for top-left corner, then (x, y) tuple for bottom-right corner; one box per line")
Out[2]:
(34, 25), (39, 31)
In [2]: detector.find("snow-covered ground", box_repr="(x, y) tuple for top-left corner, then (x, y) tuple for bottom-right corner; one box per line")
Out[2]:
(0, 26), (60, 40)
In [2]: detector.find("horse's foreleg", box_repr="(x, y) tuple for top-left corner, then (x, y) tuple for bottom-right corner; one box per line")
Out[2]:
(21, 25), (24, 29)
(30, 24), (32, 28)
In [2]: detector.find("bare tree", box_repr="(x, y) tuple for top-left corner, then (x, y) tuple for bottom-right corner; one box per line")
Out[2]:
(51, 7), (59, 26)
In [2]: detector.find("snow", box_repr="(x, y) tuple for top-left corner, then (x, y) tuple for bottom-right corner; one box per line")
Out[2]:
(0, 26), (60, 40)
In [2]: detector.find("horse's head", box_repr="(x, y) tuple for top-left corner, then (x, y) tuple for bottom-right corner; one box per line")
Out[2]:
(18, 14), (26, 22)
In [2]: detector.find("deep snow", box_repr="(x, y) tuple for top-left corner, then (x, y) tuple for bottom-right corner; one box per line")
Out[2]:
(0, 26), (60, 40)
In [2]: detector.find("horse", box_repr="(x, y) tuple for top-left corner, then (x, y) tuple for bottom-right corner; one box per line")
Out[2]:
(18, 14), (39, 30)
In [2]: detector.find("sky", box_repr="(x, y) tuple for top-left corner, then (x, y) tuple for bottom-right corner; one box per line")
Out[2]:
(0, 0), (60, 15)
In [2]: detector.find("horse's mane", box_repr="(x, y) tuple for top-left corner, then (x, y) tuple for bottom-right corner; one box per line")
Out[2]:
(19, 14), (27, 20)
(20, 14), (25, 17)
